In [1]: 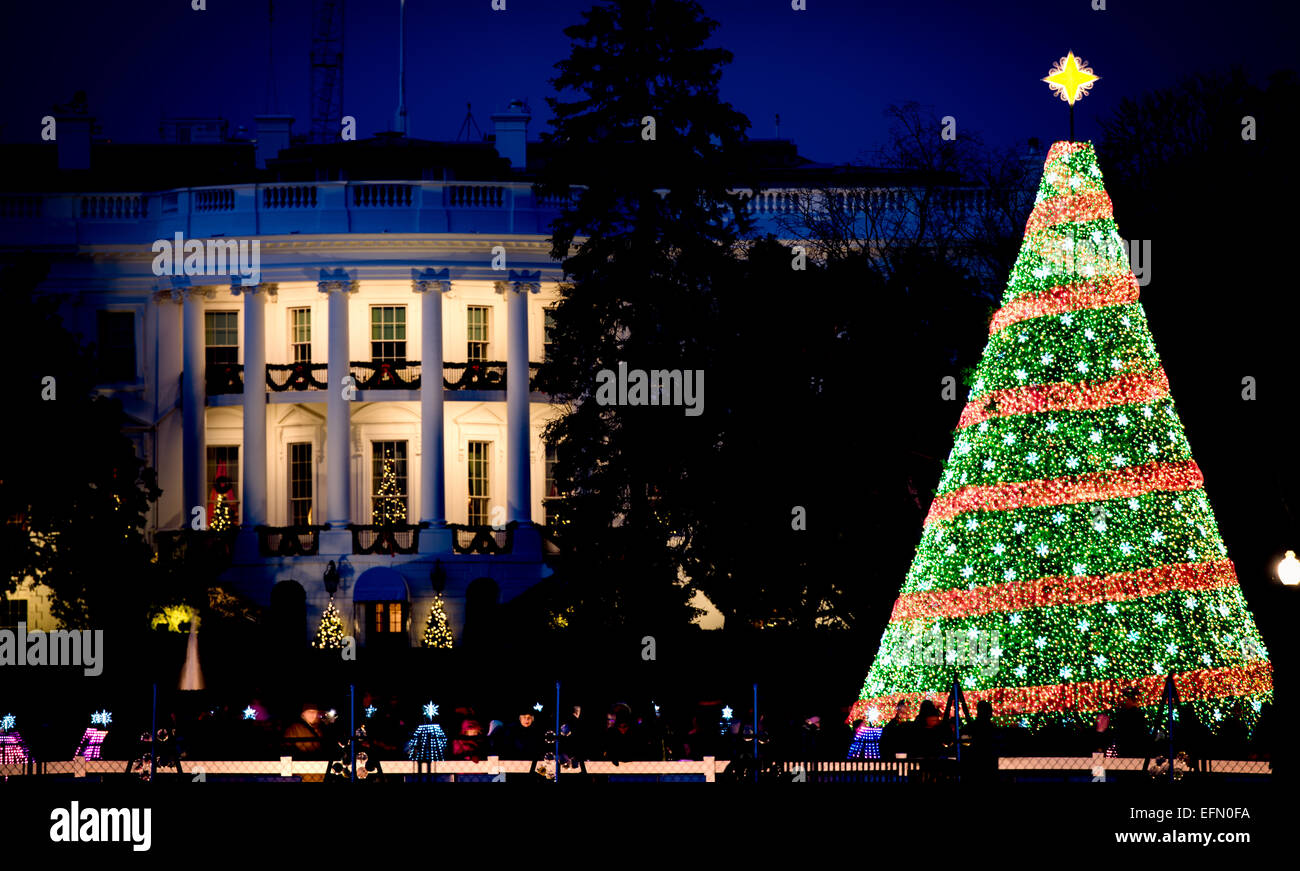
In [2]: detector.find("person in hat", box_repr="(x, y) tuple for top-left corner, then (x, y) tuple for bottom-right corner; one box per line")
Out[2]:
(1108, 687), (1149, 758)
(493, 703), (546, 761)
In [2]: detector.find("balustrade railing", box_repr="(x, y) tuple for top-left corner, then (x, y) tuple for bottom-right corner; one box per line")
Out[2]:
(350, 361), (421, 390)
(447, 523), (513, 555)
(349, 523), (423, 556)
(206, 362), (243, 396)
(256, 525), (328, 557)
(267, 362), (329, 391)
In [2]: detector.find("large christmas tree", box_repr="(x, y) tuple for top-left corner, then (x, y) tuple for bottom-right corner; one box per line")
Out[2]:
(850, 141), (1272, 734)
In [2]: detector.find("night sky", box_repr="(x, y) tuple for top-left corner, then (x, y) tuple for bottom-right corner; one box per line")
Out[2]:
(1, 0), (1295, 162)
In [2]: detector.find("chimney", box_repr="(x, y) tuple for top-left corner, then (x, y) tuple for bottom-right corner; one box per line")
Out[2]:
(53, 92), (94, 171)
(254, 115), (295, 169)
(490, 100), (531, 170)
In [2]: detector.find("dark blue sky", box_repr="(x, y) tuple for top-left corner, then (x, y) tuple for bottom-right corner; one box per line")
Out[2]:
(1, 0), (1295, 163)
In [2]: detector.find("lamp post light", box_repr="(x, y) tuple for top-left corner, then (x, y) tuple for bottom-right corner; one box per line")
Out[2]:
(324, 560), (340, 596)
(1277, 550), (1300, 586)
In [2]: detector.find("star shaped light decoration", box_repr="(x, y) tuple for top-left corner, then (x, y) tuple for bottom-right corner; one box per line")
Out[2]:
(91, 710), (112, 726)
(1042, 51), (1099, 105)
(242, 705), (257, 720)
(365, 704), (377, 719)
(0, 713), (14, 731)
(423, 701), (439, 720)
(532, 702), (544, 713)
(721, 705), (734, 721)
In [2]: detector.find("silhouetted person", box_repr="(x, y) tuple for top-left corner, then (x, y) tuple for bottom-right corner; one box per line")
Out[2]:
(880, 701), (912, 758)
(1109, 688), (1149, 757)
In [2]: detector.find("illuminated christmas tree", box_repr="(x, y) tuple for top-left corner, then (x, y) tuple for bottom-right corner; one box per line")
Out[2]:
(209, 491), (233, 531)
(422, 592), (454, 648)
(372, 455), (406, 526)
(849, 140), (1272, 735)
(313, 597), (345, 649)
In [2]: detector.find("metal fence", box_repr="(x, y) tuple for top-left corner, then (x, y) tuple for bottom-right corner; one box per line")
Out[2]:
(0, 756), (1270, 783)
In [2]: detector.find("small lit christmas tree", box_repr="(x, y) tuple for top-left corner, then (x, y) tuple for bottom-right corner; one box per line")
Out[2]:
(372, 455), (406, 526)
(209, 491), (233, 531)
(422, 592), (454, 648)
(313, 597), (345, 649)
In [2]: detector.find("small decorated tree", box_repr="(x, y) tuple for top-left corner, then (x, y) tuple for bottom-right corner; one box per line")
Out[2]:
(422, 592), (454, 648)
(313, 597), (345, 649)
(372, 455), (406, 526)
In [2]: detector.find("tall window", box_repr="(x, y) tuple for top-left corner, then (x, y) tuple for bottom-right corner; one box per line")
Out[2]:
(370, 306), (406, 363)
(371, 441), (408, 524)
(206, 445), (240, 528)
(96, 311), (136, 382)
(544, 442), (560, 527)
(467, 441), (491, 525)
(466, 306), (490, 362)
(288, 442), (313, 525)
(289, 308), (312, 363)
(370, 602), (405, 635)
(543, 307), (557, 362)
(205, 311), (239, 367)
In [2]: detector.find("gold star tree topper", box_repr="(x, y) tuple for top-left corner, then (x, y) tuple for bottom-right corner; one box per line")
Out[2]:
(1042, 51), (1099, 105)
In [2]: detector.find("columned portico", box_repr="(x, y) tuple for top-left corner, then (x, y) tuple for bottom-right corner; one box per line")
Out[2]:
(180, 284), (212, 522)
(496, 270), (540, 531)
(320, 276), (356, 551)
(239, 283), (273, 531)
(414, 268), (452, 552)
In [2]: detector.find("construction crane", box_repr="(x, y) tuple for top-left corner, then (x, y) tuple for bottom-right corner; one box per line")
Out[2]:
(310, 0), (345, 143)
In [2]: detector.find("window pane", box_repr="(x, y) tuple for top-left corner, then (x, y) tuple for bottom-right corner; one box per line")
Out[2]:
(206, 445), (240, 527)
(371, 441), (408, 524)
(289, 442), (312, 525)
(467, 440), (490, 525)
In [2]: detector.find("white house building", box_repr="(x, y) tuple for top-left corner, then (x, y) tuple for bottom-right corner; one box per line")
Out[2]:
(0, 101), (1032, 645)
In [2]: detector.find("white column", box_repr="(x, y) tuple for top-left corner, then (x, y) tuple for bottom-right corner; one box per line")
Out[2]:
(498, 271), (539, 525)
(322, 279), (354, 530)
(240, 284), (271, 531)
(415, 272), (450, 527)
(181, 286), (208, 522)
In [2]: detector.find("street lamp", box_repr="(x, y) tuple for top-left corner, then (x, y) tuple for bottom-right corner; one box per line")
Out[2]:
(324, 560), (340, 596)
(1277, 550), (1300, 586)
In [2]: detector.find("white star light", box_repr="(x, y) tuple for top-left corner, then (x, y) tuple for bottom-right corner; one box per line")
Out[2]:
(0, 714), (14, 731)
(961, 565), (974, 579)
(1060, 666), (1073, 678)
(1089, 431), (1103, 443)
(1151, 529), (1165, 543)
(966, 518), (979, 530)
(1148, 442), (1159, 455)
(1066, 457), (1080, 469)
(1153, 612), (1166, 625)
(91, 710), (112, 726)
(1035, 543), (1049, 556)
(1094, 655), (1107, 668)
(1153, 662), (1164, 674)
(533, 702), (544, 712)
(945, 543), (957, 556)
(983, 458), (996, 471)
(1009, 613), (1023, 626)
(1112, 454), (1128, 467)
(1034, 636), (1048, 649)
(1052, 512), (1066, 524)
(1127, 630), (1140, 642)
(1004, 569), (1017, 581)
(1060, 313), (1074, 326)
(1116, 413), (1129, 426)
(243, 706), (257, 720)
(992, 543), (1006, 555)
(1045, 420), (1059, 433)
(424, 702), (440, 720)
(1120, 543), (1133, 556)
(1083, 328), (1096, 341)
(1014, 665), (1028, 679)
(1040, 353), (1054, 365)
(1166, 642), (1178, 655)
(1003, 432), (1017, 446)
(1073, 563), (1088, 575)
(1104, 603), (1118, 616)
(1077, 619), (1089, 632)
(721, 706), (734, 720)
(1076, 361), (1089, 373)
(1015, 368), (1028, 381)
(1013, 521), (1027, 534)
